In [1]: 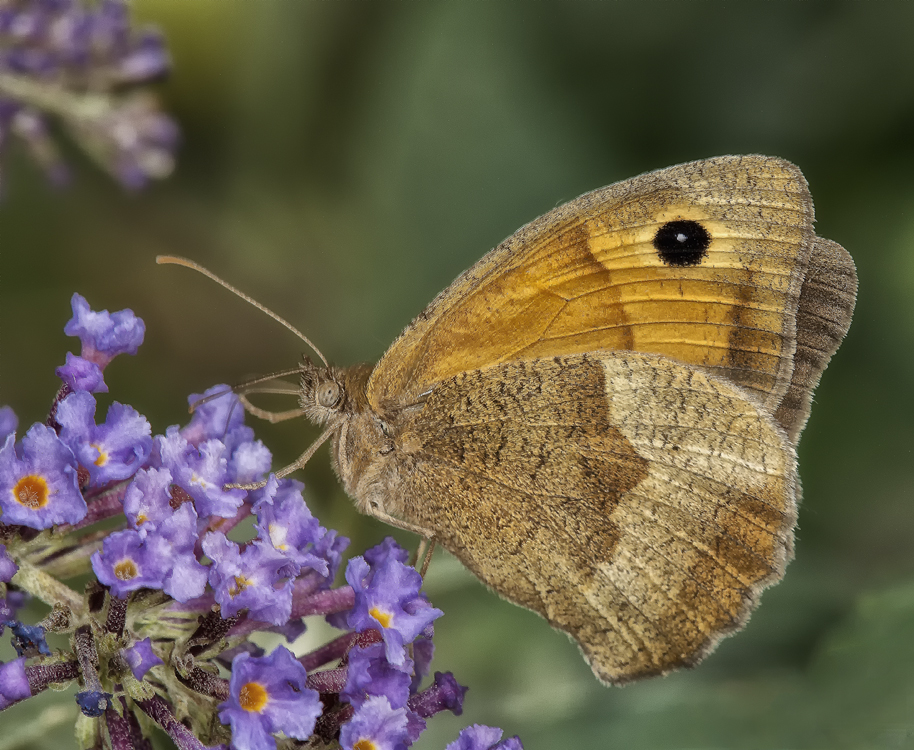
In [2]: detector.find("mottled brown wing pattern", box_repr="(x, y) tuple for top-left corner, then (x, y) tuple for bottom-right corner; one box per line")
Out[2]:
(390, 353), (796, 683)
(773, 238), (857, 442)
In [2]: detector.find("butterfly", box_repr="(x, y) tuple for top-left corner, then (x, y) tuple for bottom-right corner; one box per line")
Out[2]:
(161, 155), (857, 684)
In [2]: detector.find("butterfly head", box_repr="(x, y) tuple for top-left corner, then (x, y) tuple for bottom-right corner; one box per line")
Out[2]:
(298, 357), (373, 426)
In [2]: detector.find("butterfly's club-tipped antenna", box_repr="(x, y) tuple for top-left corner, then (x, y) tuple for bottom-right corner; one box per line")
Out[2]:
(156, 255), (329, 367)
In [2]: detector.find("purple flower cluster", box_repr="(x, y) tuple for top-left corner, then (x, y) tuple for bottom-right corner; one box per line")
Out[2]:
(0, 0), (178, 190)
(0, 293), (523, 750)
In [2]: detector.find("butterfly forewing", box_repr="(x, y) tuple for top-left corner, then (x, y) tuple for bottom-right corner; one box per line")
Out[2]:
(368, 155), (816, 414)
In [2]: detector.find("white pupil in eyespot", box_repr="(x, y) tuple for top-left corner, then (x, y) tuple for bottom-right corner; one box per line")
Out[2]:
(676, 232), (688, 243)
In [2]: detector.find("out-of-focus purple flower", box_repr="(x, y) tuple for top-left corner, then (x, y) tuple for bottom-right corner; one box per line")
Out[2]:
(254, 476), (328, 574)
(0, 543), (16, 583)
(56, 391), (151, 487)
(341, 642), (413, 711)
(56, 352), (108, 393)
(64, 293), (145, 368)
(346, 543), (443, 666)
(204, 532), (299, 625)
(71, 92), (178, 190)
(121, 637), (163, 681)
(339, 695), (410, 750)
(0, 406), (18, 442)
(8, 621), (51, 657)
(0, 424), (86, 528)
(446, 725), (523, 750)
(157, 427), (245, 519)
(0, 0), (177, 190)
(0, 657), (30, 710)
(218, 647), (321, 750)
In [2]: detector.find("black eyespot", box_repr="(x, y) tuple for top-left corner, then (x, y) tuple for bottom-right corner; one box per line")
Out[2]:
(653, 220), (711, 266)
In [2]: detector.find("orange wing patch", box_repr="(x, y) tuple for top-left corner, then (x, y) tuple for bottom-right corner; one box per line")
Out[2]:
(368, 156), (815, 411)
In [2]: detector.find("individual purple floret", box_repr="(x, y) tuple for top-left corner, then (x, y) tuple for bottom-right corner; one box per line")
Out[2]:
(203, 533), (299, 625)
(218, 647), (321, 750)
(446, 725), (524, 750)
(0, 543), (17, 582)
(56, 352), (108, 393)
(0, 0), (178, 190)
(341, 642), (413, 711)
(156, 427), (246, 519)
(64, 293), (146, 368)
(56, 391), (152, 487)
(121, 637), (163, 681)
(0, 423), (86, 528)
(122, 466), (176, 531)
(228, 439), (272, 486)
(339, 695), (410, 750)
(0, 406), (18, 442)
(152, 502), (207, 602)
(181, 385), (248, 448)
(254, 476), (328, 574)
(363, 536), (410, 567)
(346, 542), (443, 666)
(410, 671), (468, 720)
(91, 528), (171, 598)
(91, 503), (206, 603)
(0, 657), (30, 710)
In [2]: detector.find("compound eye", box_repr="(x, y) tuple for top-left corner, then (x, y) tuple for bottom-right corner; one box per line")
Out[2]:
(316, 380), (341, 408)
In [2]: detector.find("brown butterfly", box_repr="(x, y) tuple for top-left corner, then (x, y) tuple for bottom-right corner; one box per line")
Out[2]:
(161, 155), (856, 684)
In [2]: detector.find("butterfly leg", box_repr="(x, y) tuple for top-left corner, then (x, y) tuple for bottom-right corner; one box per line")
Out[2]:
(238, 394), (305, 423)
(411, 537), (437, 578)
(366, 505), (438, 542)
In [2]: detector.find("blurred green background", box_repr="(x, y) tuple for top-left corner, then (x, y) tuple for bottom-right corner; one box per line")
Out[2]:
(2, 1), (914, 748)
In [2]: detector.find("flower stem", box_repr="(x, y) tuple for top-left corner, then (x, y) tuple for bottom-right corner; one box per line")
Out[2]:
(11, 558), (86, 617)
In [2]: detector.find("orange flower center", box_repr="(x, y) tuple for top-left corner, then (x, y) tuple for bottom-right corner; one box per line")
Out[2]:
(369, 607), (392, 629)
(229, 576), (251, 598)
(114, 559), (139, 581)
(91, 443), (108, 467)
(13, 475), (49, 509)
(238, 682), (268, 712)
(353, 741), (377, 750)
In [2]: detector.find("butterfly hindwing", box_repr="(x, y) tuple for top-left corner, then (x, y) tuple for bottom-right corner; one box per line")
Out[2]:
(386, 352), (796, 683)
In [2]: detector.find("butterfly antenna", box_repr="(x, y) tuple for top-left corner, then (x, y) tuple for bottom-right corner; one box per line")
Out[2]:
(156, 255), (329, 367)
